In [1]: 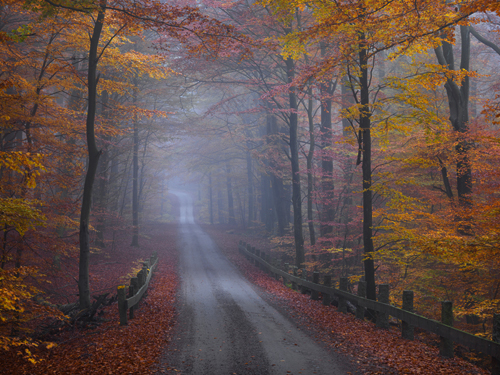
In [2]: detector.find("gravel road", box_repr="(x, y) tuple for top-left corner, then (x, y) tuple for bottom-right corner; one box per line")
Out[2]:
(160, 191), (353, 375)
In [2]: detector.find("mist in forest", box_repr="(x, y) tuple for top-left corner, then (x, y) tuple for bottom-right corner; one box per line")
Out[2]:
(2, 0), (500, 371)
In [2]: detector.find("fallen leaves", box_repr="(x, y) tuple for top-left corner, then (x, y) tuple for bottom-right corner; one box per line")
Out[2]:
(0, 223), (179, 375)
(210, 227), (488, 375)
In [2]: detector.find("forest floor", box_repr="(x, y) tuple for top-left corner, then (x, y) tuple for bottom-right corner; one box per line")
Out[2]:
(0, 219), (492, 374)
(1, 222), (180, 375)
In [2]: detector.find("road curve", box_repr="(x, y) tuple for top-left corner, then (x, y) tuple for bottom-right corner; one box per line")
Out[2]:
(160, 191), (352, 375)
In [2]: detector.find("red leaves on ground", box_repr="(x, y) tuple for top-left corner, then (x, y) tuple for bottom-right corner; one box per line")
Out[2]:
(1, 223), (179, 375)
(208, 227), (488, 375)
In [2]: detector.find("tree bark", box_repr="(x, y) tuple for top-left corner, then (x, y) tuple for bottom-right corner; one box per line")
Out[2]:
(226, 164), (236, 225)
(358, 35), (376, 302)
(246, 146), (254, 228)
(260, 171), (274, 232)
(217, 188), (224, 224)
(131, 85), (139, 247)
(95, 90), (109, 248)
(319, 43), (336, 237)
(285, 57), (305, 267)
(434, 26), (472, 211)
(306, 86), (316, 245)
(208, 172), (214, 225)
(341, 75), (355, 226)
(79, 1), (106, 310)
(266, 113), (287, 236)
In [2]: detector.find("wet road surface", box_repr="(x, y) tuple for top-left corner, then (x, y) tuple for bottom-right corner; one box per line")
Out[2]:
(160, 191), (351, 375)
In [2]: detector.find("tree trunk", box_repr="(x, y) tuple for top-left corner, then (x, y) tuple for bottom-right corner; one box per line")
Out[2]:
(358, 36), (376, 302)
(137, 131), (150, 214)
(217, 187), (224, 224)
(95, 143), (108, 248)
(306, 86), (316, 245)
(246, 147), (254, 228)
(266, 113), (287, 236)
(226, 164), (236, 225)
(119, 150), (132, 217)
(131, 80), (139, 247)
(339, 76), (355, 249)
(319, 43), (336, 237)
(285, 57), (305, 267)
(79, 1), (106, 310)
(434, 26), (472, 212)
(261, 171), (274, 232)
(208, 172), (214, 225)
(96, 90), (109, 248)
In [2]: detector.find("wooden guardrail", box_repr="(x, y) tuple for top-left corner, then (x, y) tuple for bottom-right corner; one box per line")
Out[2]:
(239, 241), (500, 372)
(117, 252), (158, 325)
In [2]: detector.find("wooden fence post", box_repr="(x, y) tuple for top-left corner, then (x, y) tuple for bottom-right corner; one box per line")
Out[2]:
(377, 284), (390, 329)
(356, 281), (366, 319)
(283, 263), (289, 286)
(131, 277), (139, 292)
(240, 241), (246, 257)
(402, 290), (414, 340)
(117, 286), (128, 325)
(323, 275), (332, 306)
(273, 259), (280, 280)
(261, 251), (267, 273)
(440, 301), (454, 358)
(300, 269), (308, 294)
(311, 272), (320, 300)
(339, 277), (348, 313)
(136, 270), (142, 288)
(292, 266), (298, 290)
(138, 269), (145, 288)
(247, 244), (252, 263)
(493, 314), (500, 375)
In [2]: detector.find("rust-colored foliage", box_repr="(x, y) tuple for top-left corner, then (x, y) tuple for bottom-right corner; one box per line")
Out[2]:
(0, 224), (179, 374)
(212, 229), (488, 374)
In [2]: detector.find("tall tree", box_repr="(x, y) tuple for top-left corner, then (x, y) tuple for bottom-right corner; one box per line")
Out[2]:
(35, 0), (245, 309)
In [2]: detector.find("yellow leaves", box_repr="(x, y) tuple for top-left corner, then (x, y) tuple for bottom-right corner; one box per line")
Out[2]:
(122, 51), (174, 80)
(121, 259), (145, 283)
(0, 151), (46, 189)
(0, 268), (40, 323)
(275, 32), (309, 60)
(0, 151), (46, 235)
(100, 48), (174, 84)
(27, 353), (37, 365)
(0, 198), (46, 236)
(324, 247), (354, 254)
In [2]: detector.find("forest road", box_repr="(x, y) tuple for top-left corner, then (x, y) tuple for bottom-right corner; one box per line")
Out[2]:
(159, 191), (352, 375)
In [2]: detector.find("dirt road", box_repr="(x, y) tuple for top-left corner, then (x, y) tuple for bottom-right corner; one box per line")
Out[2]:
(161, 191), (352, 374)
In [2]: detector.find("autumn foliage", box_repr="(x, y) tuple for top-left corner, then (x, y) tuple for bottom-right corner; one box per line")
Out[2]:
(211, 229), (488, 374)
(2, 0), (500, 371)
(0, 223), (178, 374)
